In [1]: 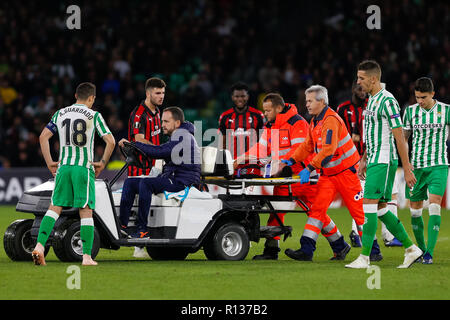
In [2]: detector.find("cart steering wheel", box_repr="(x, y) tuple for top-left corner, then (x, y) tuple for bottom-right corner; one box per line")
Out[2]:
(119, 141), (153, 170)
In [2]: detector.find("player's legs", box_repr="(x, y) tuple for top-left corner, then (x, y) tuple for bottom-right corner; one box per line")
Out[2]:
(33, 166), (95, 265)
(33, 165), (75, 265)
(73, 167), (97, 265)
(79, 206), (97, 266)
(119, 177), (140, 228)
(409, 166), (448, 264)
(407, 167), (428, 252)
(382, 178), (401, 245)
(32, 204), (63, 266)
(136, 176), (185, 237)
(425, 194), (443, 263)
(359, 163), (389, 256)
(347, 162), (421, 268)
(374, 163), (414, 251)
(423, 167), (447, 263)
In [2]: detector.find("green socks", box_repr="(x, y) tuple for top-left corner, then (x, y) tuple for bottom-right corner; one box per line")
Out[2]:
(37, 210), (59, 246)
(411, 208), (426, 252)
(37, 211), (95, 256)
(426, 204), (441, 256)
(361, 205), (378, 256)
(379, 210), (413, 248)
(411, 204), (441, 256)
(362, 204), (415, 256)
(80, 218), (95, 255)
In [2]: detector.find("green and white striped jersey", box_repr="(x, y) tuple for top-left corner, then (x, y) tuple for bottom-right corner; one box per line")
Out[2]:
(403, 100), (450, 168)
(48, 103), (111, 170)
(363, 88), (402, 164)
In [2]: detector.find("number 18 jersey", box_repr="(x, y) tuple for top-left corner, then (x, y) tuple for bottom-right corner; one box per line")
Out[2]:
(46, 103), (111, 170)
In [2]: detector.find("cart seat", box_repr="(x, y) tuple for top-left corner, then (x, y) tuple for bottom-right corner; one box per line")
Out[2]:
(201, 147), (233, 177)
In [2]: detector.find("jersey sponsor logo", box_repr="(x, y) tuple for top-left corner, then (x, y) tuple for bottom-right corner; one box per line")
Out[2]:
(390, 114), (400, 119)
(364, 110), (376, 117)
(232, 128), (251, 136)
(413, 123), (443, 129)
(151, 129), (161, 137)
(134, 122), (141, 129)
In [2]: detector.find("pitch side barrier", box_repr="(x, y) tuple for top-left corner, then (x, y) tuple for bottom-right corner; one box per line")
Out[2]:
(0, 168), (125, 205)
(1, 167), (447, 208)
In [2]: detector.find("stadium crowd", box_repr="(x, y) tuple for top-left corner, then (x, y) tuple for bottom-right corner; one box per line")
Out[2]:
(0, 0), (449, 168)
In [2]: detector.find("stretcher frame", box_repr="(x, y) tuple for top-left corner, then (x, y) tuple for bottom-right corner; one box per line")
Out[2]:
(202, 176), (311, 241)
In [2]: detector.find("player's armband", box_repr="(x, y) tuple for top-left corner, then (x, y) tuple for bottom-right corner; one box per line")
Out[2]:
(46, 121), (57, 134)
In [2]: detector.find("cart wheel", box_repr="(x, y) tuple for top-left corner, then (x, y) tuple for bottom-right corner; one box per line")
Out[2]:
(203, 222), (249, 261)
(146, 247), (189, 260)
(52, 219), (100, 262)
(3, 219), (49, 261)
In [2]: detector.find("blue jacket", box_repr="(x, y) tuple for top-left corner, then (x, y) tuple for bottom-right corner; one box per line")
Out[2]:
(135, 121), (201, 186)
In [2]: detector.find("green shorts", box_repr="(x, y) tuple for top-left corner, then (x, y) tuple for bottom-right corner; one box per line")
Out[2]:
(51, 165), (96, 209)
(406, 165), (448, 202)
(364, 160), (398, 202)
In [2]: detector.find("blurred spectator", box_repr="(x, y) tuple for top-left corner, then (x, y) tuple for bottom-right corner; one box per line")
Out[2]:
(102, 72), (121, 96)
(0, 0), (448, 167)
(180, 75), (207, 110)
(258, 58), (280, 92)
(0, 79), (18, 105)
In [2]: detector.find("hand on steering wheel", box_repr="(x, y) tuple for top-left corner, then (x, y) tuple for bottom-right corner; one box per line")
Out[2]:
(119, 139), (153, 170)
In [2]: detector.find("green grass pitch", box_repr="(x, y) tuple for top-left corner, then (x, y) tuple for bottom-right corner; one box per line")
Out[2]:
(0, 205), (449, 300)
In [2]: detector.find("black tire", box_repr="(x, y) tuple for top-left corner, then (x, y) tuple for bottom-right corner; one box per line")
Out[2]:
(52, 219), (100, 262)
(203, 222), (250, 261)
(3, 219), (49, 261)
(146, 247), (189, 260)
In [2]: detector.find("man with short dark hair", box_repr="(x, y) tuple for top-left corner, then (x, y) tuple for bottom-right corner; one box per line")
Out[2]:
(119, 77), (166, 239)
(32, 82), (116, 266)
(119, 107), (201, 240)
(403, 77), (450, 264)
(346, 60), (422, 269)
(218, 82), (264, 174)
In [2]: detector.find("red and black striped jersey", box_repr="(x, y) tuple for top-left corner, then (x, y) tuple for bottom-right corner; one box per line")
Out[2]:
(218, 106), (265, 159)
(127, 101), (161, 176)
(336, 99), (367, 156)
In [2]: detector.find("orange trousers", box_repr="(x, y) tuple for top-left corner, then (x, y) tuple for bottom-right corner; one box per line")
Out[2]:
(267, 182), (341, 241)
(303, 169), (364, 241)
